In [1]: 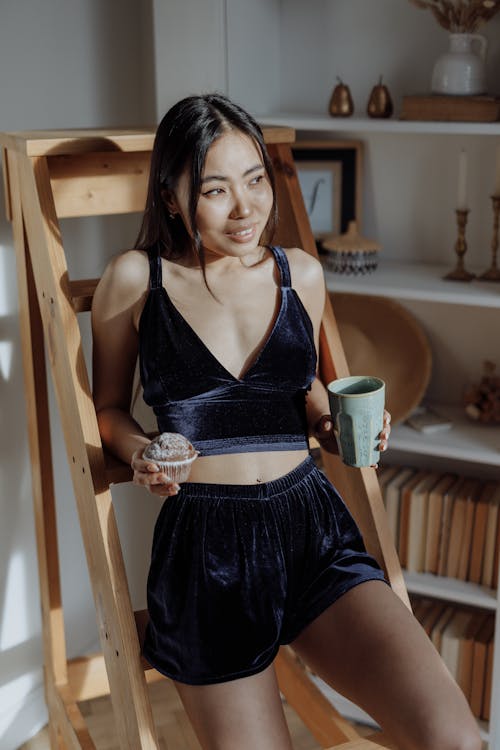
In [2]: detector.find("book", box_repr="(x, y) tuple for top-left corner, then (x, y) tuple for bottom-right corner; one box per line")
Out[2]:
(470, 614), (495, 718)
(405, 405), (452, 434)
(457, 610), (491, 702)
(468, 482), (496, 584)
(481, 483), (500, 588)
(411, 596), (435, 623)
(377, 464), (401, 491)
(437, 477), (466, 577)
(400, 94), (500, 122)
(420, 601), (449, 639)
(424, 474), (457, 575)
(441, 609), (477, 683)
(430, 605), (455, 653)
(406, 472), (441, 573)
(492, 500), (500, 591)
(482, 624), (495, 721)
(383, 467), (416, 551)
(398, 470), (429, 569)
(457, 480), (483, 581)
(446, 478), (481, 579)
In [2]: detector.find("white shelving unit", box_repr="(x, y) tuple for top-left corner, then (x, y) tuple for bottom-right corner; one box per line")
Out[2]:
(261, 111), (500, 746)
(258, 113), (500, 137)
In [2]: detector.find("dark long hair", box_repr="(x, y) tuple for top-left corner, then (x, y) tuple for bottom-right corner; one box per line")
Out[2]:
(135, 93), (278, 271)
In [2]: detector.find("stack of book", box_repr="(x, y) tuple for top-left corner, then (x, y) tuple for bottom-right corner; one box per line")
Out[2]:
(378, 465), (500, 588)
(411, 596), (495, 721)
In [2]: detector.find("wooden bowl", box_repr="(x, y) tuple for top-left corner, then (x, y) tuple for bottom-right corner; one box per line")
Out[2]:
(330, 292), (432, 424)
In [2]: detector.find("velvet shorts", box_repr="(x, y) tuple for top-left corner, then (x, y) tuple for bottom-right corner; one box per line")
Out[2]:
(142, 455), (386, 685)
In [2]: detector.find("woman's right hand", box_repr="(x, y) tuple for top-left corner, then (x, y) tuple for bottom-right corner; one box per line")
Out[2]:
(131, 449), (180, 497)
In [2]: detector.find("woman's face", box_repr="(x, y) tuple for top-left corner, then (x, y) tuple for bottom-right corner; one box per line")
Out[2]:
(171, 130), (274, 260)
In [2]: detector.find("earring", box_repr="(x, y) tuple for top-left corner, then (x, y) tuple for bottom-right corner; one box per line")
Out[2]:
(169, 211), (176, 220)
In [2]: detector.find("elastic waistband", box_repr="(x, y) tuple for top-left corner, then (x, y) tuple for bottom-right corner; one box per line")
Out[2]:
(180, 455), (317, 500)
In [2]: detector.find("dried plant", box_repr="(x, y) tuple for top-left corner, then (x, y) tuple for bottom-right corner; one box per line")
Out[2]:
(409, 0), (500, 31)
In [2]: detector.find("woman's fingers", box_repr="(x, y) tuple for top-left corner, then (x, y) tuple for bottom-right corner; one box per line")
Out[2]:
(131, 449), (180, 495)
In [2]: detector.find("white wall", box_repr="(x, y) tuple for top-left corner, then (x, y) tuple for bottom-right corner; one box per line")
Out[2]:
(0, 2), (156, 748)
(152, 0), (281, 117)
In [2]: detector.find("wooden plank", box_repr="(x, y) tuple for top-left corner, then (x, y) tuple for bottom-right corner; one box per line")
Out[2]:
(0, 129), (156, 156)
(70, 278), (99, 313)
(328, 733), (398, 750)
(275, 646), (359, 747)
(46, 682), (96, 750)
(48, 151), (150, 217)
(67, 652), (165, 703)
(19, 151), (160, 749)
(2, 146), (12, 220)
(0, 125), (294, 156)
(8, 150), (68, 686)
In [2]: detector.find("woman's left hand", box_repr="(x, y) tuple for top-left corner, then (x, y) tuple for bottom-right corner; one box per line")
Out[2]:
(312, 414), (339, 455)
(374, 410), (392, 467)
(313, 409), (392, 465)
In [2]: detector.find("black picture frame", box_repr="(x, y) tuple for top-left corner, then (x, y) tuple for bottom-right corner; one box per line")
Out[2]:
(292, 140), (363, 238)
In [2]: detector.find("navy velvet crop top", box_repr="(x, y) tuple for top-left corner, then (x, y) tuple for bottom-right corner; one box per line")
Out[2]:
(138, 245), (317, 456)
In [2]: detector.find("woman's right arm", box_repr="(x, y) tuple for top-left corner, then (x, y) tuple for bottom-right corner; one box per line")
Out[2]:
(91, 251), (179, 496)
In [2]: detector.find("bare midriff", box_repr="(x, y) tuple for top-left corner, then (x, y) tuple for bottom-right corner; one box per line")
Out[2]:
(186, 448), (310, 485)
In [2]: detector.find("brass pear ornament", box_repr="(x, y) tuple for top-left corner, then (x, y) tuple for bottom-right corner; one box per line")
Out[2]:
(367, 76), (393, 118)
(329, 77), (354, 117)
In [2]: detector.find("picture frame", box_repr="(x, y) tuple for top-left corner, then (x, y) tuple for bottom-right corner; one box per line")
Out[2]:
(292, 140), (363, 240)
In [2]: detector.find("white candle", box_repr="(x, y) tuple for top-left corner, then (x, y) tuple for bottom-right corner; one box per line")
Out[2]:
(457, 149), (468, 210)
(494, 144), (500, 197)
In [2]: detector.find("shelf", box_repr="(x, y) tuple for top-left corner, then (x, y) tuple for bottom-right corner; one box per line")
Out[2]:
(257, 113), (500, 137)
(324, 259), (500, 307)
(390, 404), (500, 466)
(324, 259), (500, 308)
(404, 571), (498, 610)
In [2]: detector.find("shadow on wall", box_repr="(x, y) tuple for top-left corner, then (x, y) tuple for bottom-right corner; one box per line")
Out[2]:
(0, 3), (158, 747)
(0, 234), (47, 742)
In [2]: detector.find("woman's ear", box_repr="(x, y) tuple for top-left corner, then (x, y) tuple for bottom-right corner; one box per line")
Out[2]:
(160, 188), (178, 216)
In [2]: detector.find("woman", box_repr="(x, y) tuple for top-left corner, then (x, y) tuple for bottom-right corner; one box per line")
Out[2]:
(92, 94), (481, 750)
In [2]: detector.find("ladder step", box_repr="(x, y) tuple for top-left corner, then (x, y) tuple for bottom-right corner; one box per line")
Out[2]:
(327, 732), (398, 749)
(70, 278), (98, 312)
(104, 448), (133, 484)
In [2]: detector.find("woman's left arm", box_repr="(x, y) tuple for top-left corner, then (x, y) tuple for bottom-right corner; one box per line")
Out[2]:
(288, 248), (390, 457)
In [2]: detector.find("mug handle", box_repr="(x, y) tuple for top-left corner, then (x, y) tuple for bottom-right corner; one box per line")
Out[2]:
(470, 33), (488, 61)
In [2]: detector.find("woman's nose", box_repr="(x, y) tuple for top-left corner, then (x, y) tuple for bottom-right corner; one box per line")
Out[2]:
(230, 191), (251, 218)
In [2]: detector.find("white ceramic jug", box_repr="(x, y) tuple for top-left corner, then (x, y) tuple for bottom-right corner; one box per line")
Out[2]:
(431, 33), (487, 95)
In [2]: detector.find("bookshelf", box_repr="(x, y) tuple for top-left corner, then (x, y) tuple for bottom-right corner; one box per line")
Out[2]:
(260, 109), (500, 746)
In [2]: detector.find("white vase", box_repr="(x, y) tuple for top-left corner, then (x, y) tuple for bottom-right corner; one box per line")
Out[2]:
(431, 33), (487, 95)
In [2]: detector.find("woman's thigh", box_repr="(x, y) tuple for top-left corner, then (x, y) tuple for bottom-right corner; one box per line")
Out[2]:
(291, 580), (481, 750)
(174, 663), (293, 750)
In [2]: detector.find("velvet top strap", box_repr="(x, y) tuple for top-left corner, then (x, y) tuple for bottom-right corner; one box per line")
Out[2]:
(147, 246), (163, 290)
(270, 245), (291, 288)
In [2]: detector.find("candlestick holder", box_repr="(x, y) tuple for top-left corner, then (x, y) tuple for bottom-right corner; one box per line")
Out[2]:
(479, 196), (500, 281)
(443, 209), (476, 281)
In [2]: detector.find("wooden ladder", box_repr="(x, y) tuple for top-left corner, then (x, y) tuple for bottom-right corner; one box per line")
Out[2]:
(1, 125), (408, 750)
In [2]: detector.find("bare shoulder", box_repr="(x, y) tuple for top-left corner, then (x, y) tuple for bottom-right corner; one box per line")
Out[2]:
(92, 249), (150, 319)
(283, 246), (325, 292)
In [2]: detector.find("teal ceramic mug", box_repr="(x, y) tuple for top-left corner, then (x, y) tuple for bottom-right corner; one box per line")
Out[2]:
(327, 375), (385, 468)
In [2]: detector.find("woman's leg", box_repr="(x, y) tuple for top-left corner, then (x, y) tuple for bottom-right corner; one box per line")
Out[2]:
(174, 663), (294, 750)
(292, 580), (482, 750)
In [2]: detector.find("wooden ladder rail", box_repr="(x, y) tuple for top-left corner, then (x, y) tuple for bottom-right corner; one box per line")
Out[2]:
(1, 127), (408, 750)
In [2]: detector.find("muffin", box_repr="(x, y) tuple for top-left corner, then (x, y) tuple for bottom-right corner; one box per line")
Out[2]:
(143, 432), (199, 483)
